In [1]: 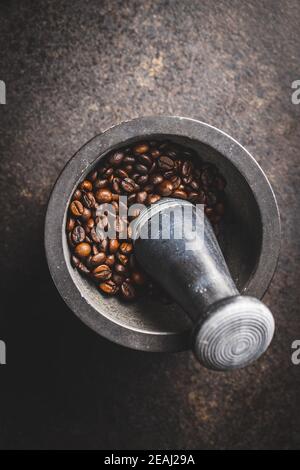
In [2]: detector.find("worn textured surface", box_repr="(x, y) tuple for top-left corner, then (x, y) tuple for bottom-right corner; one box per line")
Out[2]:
(0, 0), (300, 450)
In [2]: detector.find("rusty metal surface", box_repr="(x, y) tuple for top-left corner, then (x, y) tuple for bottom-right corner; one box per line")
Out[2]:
(0, 0), (300, 449)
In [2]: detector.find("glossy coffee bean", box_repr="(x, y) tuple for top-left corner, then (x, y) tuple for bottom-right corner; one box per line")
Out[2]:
(90, 252), (106, 266)
(121, 281), (136, 300)
(92, 264), (112, 281)
(108, 152), (124, 167)
(134, 143), (149, 154)
(95, 188), (113, 203)
(157, 180), (173, 196)
(71, 226), (86, 244)
(80, 180), (93, 192)
(74, 242), (91, 258)
(158, 156), (174, 171)
(99, 280), (119, 295)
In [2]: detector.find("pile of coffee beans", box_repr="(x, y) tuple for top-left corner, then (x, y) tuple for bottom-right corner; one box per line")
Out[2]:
(66, 141), (226, 301)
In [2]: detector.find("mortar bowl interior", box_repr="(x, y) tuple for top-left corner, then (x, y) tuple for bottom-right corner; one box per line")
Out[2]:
(45, 117), (280, 352)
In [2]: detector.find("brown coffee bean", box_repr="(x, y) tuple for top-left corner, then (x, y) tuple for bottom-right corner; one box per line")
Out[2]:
(147, 194), (161, 204)
(138, 154), (152, 167)
(81, 207), (92, 221)
(86, 218), (95, 229)
(181, 160), (193, 177)
(151, 149), (160, 158)
(71, 226), (86, 244)
(82, 192), (96, 208)
(190, 179), (200, 191)
(127, 193), (136, 205)
(66, 217), (75, 232)
(121, 178), (136, 193)
(91, 252), (106, 266)
(134, 143), (149, 154)
(135, 163), (148, 175)
(95, 188), (113, 203)
(170, 175), (181, 190)
(123, 155), (135, 164)
(164, 170), (175, 179)
(99, 280), (119, 295)
(188, 191), (199, 202)
(109, 239), (119, 253)
(92, 264), (112, 281)
(80, 180), (93, 192)
(172, 189), (188, 200)
(149, 173), (164, 185)
(71, 255), (80, 268)
(78, 262), (91, 275)
(94, 178), (109, 190)
(131, 270), (146, 286)
(114, 263), (127, 274)
(144, 184), (154, 193)
(99, 238), (108, 252)
(121, 281), (136, 300)
(158, 156), (174, 171)
(88, 170), (98, 182)
(90, 227), (101, 243)
(157, 180), (173, 196)
(136, 175), (148, 185)
(115, 169), (129, 179)
(70, 200), (84, 217)
(108, 151), (124, 167)
(75, 242), (91, 258)
(119, 242), (133, 255)
(112, 273), (125, 286)
(105, 254), (116, 267)
(117, 253), (129, 266)
(72, 189), (82, 200)
(136, 191), (147, 204)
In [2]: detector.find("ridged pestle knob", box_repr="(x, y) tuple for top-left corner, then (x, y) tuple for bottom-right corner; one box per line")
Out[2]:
(132, 198), (275, 371)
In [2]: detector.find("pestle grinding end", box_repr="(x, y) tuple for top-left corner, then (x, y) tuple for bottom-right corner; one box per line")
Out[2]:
(192, 295), (275, 371)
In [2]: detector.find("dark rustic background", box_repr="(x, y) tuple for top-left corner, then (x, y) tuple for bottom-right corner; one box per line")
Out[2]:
(0, 0), (300, 450)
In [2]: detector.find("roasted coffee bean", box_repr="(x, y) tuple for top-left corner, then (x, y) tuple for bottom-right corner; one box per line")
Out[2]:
(92, 264), (112, 281)
(99, 238), (108, 252)
(121, 281), (136, 300)
(127, 193), (136, 205)
(138, 154), (152, 167)
(75, 242), (91, 258)
(147, 193), (161, 204)
(86, 218), (95, 229)
(80, 180), (93, 192)
(149, 173), (164, 185)
(117, 253), (129, 266)
(190, 179), (199, 190)
(112, 272), (125, 286)
(136, 175), (149, 186)
(134, 143), (149, 154)
(158, 156), (174, 171)
(143, 184), (154, 193)
(119, 242), (133, 255)
(151, 149), (160, 158)
(123, 155), (135, 164)
(108, 151), (124, 167)
(181, 160), (193, 177)
(70, 200), (84, 217)
(172, 189), (188, 200)
(88, 170), (98, 182)
(71, 226), (86, 244)
(66, 217), (75, 232)
(105, 254), (116, 267)
(82, 192), (96, 208)
(188, 191), (199, 202)
(95, 188), (112, 203)
(116, 168), (129, 179)
(71, 255), (80, 268)
(170, 175), (181, 190)
(157, 180), (173, 196)
(109, 239), (119, 254)
(164, 170), (176, 179)
(90, 252), (106, 266)
(90, 227), (101, 243)
(94, 178), (109, 190)
(81, 207), (92, 221)
(136, 191), (147, 204)
(111, 177), (121, 193)
(114, 263), (127, 274)
(72, 189), (82, 200)
(121, 178), (136, 193)
(135, 163), (148, 175)
(123, 164), (133, 174)
(99, 280), (119, 295)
